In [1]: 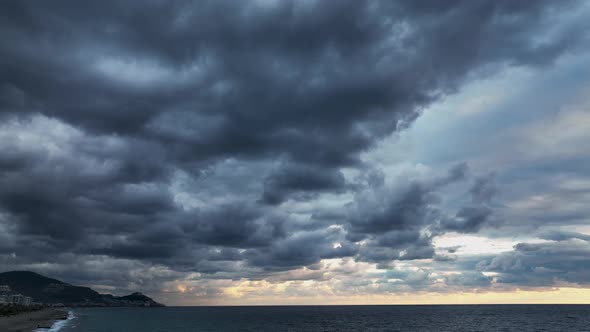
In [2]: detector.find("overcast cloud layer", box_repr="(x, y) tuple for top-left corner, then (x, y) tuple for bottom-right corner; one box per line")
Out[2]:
(1, 0), (590, 304)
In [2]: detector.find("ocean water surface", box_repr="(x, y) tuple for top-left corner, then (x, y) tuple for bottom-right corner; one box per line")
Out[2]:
(56, 305), (590, 332)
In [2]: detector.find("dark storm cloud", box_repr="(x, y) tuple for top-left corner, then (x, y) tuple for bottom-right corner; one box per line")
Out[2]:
(261, 163), (346, 205)
(443, 205), (494, 233)
(182, 204), (287, 248)
(0, 0), (582, 169)
(245, 228), (356, 270)
(440, 173), (500, 233)
(444, 271), (492, 288)
(0, 121), (175, 246)
(0, 0), (588, 293)
(346, 164), (469, 264)
(469, 173), (497, 204)
(480, 239), (590, 286)
(347, 163), (468, 240)
(538, 230), (590, 242)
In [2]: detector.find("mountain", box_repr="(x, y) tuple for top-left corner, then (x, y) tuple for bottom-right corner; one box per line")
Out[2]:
(0, 271), (164, 307)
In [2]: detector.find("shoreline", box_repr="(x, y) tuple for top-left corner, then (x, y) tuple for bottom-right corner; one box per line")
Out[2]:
(0, 308), (69, 332)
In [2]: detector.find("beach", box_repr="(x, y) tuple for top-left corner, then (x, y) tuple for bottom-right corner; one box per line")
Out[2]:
(0, 308), (68, 332)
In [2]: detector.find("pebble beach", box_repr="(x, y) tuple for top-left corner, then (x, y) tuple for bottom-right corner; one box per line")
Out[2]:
(0, 308), (68, 332)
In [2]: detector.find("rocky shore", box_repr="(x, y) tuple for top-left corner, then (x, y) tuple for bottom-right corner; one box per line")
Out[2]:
(0, 308), (68, 332)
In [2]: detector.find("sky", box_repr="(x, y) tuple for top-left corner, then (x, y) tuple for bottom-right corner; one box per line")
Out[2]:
(1, 0), (590, 305)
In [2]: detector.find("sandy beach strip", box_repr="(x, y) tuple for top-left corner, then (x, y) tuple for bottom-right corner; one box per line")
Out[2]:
(0, 308), (68, 332)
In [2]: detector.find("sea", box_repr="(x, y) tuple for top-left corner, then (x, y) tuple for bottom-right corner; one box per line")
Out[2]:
(38, 305), (590, 332)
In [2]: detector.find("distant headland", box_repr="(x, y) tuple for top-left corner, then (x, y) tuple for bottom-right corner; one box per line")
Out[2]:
(0, 271), (164, 307)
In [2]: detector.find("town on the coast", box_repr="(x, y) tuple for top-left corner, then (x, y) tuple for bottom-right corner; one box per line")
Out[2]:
(0, 285), (35, 306)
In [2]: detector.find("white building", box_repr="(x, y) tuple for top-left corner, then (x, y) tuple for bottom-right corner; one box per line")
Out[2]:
(9, 294), (23, 305)
(0, 293), (35, 306)
(0, 285), (10, 293)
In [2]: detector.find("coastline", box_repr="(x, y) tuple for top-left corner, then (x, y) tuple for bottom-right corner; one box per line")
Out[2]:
(0, 308), (69, 332)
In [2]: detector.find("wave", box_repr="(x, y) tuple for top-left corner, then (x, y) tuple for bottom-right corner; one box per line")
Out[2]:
(34, 310), (76, 332)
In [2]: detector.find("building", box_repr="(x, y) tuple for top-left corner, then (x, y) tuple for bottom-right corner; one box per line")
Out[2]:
(0, 285), (10, 293)
(0, 293), (35, 306)
(9, 294), (23, 305)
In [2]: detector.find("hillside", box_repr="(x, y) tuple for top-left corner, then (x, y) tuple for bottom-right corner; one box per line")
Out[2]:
(0, 271), (164, 307)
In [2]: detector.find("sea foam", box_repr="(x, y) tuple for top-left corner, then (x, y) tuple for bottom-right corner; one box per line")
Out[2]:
(34, 310), (75, 332)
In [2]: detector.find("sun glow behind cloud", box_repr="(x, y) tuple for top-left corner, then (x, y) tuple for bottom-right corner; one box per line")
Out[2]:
(169, 280), (590, 306)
